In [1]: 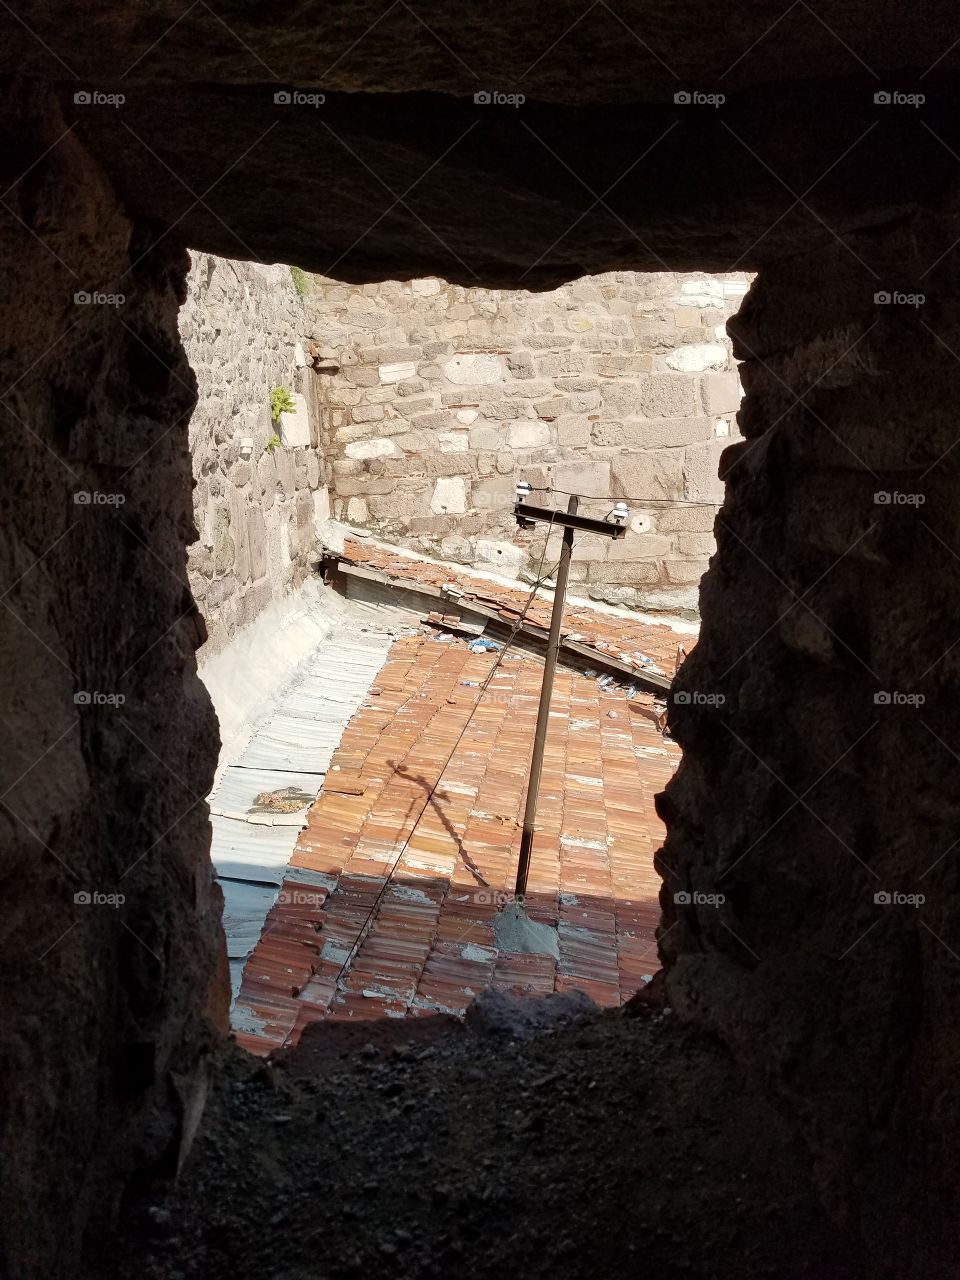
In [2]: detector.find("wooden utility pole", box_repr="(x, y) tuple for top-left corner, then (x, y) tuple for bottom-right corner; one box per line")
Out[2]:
(513, 490), (627, 899)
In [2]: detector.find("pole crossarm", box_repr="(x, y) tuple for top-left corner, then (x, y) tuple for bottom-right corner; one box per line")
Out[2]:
(514, 501), (627, 537)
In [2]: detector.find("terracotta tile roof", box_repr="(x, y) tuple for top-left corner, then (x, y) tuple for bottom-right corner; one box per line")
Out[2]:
(338, 536), (693, 677)
(232, 623), (678, 1055)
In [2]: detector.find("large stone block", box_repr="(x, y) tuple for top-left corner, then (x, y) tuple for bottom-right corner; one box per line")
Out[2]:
(469, 425), (502, 450)
(506, 350), (535, 379)
(333, 475), (396, 497)
(424, 453), (476, 477)
(472, 474), (516, 510)
(611, 450), (685, 501)
(664, 342), (728, 373)
(601, 382), (641, 418)
(344, 437), (398, 460)
(275, 447), (297, 497)
(663, 557), (708, 584)
(379, 360), (417, 383)
(702, 369), (742, 415)
(279, 392), (311, 446)
(369, 489), (431, 519)
(359, 343), (421, 364)
(605, 531), (674, 560)
(621, 417), (714, 448)
(655, 504), (718, 533)
(475, 539), (526, 574)
(430, 476), (467, 514)
(639, 374), (698, 418)
(247, 506), (268, 579)
(588, 560), (662, 584)
(548, 459), (611, 498)
(556, 417), (591, 447)
(677, 531), (715, 556)
(682, 439), (727, 503)
(509, 421), (551, 449)
(444, 352), (502, 384)
(437, 430), (470, 452)
(352, 403), (384, 423)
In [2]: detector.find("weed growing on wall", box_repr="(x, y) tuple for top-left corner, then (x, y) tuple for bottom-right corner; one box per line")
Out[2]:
(270, 386), (295, 422)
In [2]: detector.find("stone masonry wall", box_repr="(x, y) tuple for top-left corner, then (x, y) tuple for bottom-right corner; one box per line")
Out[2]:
(661, 201), (960, 1273)
(0, 81), (226, 1277)
(180, 255), (329, 657)
(308, 272), (749, 613)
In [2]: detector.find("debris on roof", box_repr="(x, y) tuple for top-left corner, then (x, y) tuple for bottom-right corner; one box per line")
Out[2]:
(326, 536), (696, 693)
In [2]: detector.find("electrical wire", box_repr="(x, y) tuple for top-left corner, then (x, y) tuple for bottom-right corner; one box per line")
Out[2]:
(323, 514), (579, 1010)
(525, 484), (719, 507)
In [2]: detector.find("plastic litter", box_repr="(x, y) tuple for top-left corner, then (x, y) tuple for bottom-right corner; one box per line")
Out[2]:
(468, 637), (502, 653)
(597, 674), (616, 689)
(461, 680), (480, 687)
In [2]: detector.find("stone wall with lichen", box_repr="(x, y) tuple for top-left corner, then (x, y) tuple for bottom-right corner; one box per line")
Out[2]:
(180, 255), (329, 657)
(308, 272), (749, 614)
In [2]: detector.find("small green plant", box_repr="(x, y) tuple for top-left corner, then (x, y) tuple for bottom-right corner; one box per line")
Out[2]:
(270, 386), (295, 422)
(265, 433), (282, 454)
(289, 265), (308, 298)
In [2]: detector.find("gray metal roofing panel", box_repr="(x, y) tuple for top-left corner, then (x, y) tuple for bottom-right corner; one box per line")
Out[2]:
(209, 765), (322, 819)
(209, 617), (395, 1009)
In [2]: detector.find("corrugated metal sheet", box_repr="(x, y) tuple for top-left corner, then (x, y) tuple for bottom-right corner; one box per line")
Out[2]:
(209, 619), (410, 1001)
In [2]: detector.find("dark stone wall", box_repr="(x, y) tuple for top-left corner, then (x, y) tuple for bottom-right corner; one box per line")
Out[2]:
(660, 198), (960, 1271)
(0, 81), (228, 1278)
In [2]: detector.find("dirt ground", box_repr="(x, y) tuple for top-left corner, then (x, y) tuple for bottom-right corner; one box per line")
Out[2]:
(97, 997), (866, 1280)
